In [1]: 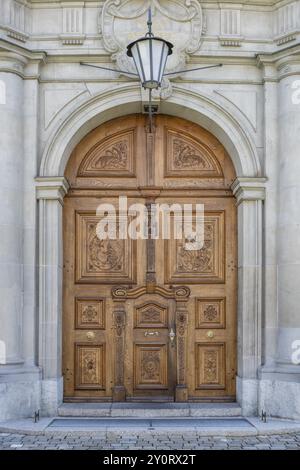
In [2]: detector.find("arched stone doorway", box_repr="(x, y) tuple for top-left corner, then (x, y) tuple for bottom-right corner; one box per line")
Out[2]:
(36, 88), (265, 415)
(62, 114), (237, 402)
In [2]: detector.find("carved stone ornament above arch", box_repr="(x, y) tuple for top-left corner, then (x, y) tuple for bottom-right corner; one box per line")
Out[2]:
(99, 0), (205, 77)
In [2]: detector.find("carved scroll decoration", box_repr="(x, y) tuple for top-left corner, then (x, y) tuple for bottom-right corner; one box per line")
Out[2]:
(112, 300), (126, 401)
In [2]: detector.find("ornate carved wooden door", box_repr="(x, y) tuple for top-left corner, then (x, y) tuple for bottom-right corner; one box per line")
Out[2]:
(63, 115), (237, 402)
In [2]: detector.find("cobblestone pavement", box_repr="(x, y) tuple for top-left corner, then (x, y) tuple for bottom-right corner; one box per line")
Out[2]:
(1, 431), (300, 450)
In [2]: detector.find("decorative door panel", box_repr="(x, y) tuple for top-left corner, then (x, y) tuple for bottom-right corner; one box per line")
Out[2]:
(195, 343), (226, 390)
(63, 114), (237, 402)
(134, 302), (168, 329)
(134, 344), (168, 390)
(195, 298), (226, 329)
(75, 298), (105, 329)
(75, 343), (106, 390)
(124, 296), (176, 401)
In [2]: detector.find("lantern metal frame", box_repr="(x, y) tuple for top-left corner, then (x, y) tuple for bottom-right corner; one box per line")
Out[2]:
(126, 9), (174, 91)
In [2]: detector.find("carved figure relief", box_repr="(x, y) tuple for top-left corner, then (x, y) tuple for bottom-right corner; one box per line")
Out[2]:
(76, 212), (135, 283)
(176, 224), (214, 274)
(87, 223), (124, 272)
(165, 212), (225, 283)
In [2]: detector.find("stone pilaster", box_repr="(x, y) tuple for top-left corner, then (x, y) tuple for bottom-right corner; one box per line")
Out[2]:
(36, 177), (69, 416)
(276, 61), (300, 371)
(258, 57), (300, 420)
(0, 53), (26, 367)
(0, 51), (41, 420)
(261, 63), (279, 368)
(232, 177), (266, 415)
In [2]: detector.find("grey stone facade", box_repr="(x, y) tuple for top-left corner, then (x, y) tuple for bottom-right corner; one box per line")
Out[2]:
(0, 0), (300, 421)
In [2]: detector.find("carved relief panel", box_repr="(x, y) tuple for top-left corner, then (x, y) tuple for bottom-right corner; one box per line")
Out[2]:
(196, 298), (225, 329)
(165, 128), (223, 178)
(195, 343), (226, 390)
(75, 211), (136, 284)
(134, 344), (168, 389)
(78, 130), (136, 178)
(75, 344), (106, 390)
(165, 211), (225, 284)
(75, 298), (105, 329)
(135, 302), (168, 328)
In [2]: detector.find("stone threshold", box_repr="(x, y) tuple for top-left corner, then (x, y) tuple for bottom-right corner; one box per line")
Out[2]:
(58, 402), (242, 418)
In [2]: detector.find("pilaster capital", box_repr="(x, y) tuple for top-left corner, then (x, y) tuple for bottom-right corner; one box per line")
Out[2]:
(0, 51), (28, 76)
(35, 177), (69, 204)
(231, 177), (267, 205)
(257, 44), (300, 81)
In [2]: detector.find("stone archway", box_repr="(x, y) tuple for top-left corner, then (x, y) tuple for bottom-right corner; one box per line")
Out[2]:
(36, 86), (265, 416)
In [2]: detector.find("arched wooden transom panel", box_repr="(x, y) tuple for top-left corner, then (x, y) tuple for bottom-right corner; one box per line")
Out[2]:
(63, 115), (237, 402)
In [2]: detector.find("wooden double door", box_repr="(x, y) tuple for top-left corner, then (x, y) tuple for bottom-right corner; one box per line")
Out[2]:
(63, 115), (237, 402)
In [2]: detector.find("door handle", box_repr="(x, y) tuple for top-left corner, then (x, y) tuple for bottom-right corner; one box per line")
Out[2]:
(144, 331), (159, 337)
(169, 328), (176, 346)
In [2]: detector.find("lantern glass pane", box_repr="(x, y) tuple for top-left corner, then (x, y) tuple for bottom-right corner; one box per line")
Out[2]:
(152, 40), (168, 84)
(131, 43), (145, 83)
(135, 40), (152, 84)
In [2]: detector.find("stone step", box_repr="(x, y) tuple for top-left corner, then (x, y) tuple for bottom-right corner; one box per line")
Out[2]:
(58, 402), (242, 418)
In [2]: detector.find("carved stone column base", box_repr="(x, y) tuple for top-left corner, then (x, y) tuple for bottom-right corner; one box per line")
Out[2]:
(175, 385), (188, 402)
(112, 385), (126, 402)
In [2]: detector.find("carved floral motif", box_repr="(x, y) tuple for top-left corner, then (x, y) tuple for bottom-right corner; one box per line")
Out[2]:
(204, 350), (218, 383)
(203, 305), (218, 322)
(81, 350), (99, 384)
(165, 131), (223, 177)
(173, 139), (209, 169)
(78, 131), (135, 176)
(141, 350), (160, 381)
(82, 305), (98, 323)
(90, 141), (128, 170)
